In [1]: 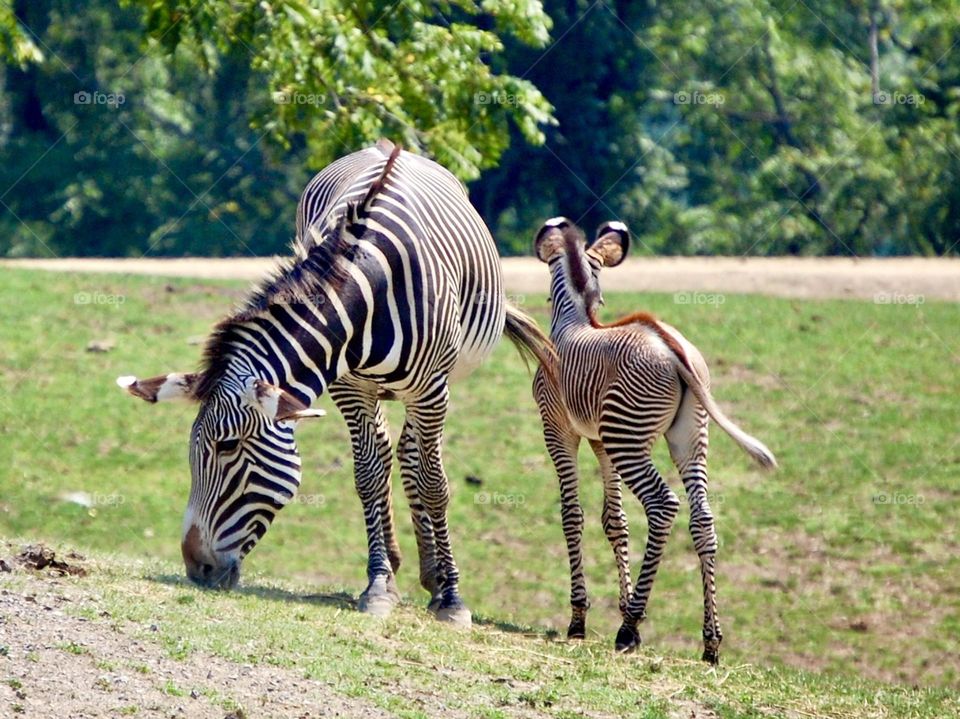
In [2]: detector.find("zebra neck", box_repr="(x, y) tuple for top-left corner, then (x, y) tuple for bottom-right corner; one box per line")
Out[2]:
(222, 289), (367, 404)
(549, 287), (591, 337)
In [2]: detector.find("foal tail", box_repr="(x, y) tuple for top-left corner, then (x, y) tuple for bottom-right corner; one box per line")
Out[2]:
(503, 302), (558, 384)
(633, 318), (777, 470)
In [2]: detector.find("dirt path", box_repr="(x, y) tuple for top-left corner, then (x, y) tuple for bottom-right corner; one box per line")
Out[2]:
(4, 256), (959, 301)
(1, 566), (393, 718)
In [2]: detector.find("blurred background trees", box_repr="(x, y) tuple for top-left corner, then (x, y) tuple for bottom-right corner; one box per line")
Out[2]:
(1, 0), (957, 258)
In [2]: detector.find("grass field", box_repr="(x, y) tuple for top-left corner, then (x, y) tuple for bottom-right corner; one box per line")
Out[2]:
(4, 547), (959, 718)
(1, 267), (958, 697)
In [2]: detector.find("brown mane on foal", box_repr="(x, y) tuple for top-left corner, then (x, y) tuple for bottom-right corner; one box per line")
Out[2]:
(588, 310), (696, 376)
(194, 141), (402, 401)
(561, 225), (603, 311)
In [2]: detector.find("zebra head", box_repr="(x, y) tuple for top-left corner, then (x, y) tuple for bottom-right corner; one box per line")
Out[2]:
(116, 372), (324, 589)
(534, 217), (630, 313)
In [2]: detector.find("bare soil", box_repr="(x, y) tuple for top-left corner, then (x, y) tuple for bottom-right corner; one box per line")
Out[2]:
(4, 256), (959, 301)
(0, 548), (392, 719)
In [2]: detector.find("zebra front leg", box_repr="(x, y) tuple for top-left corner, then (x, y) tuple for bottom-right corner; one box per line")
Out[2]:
(407, 383), (471, 627)
(589, 440), (631, 617)
(398, 419), (440, 611)
(330, 387), (400, 616)
(604, 433), (680, 653)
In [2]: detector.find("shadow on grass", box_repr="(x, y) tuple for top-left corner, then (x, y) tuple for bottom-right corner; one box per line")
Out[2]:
(469, 614), (560, 639)
(147, 573), (356, 610)
(147, 573), (559, 640)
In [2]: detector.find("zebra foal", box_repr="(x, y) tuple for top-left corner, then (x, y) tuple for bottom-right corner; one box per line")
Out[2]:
(531, 217), (776, 664)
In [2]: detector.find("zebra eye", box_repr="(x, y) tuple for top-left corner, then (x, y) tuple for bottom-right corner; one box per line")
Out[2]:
(215, 438), (241, 454)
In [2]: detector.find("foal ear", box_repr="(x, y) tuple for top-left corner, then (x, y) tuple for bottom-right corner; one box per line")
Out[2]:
(534, 217), (571, 263)
(116, 373), (201, 403)
(247, 379), (326, 423)
(588, 221), (630, 267)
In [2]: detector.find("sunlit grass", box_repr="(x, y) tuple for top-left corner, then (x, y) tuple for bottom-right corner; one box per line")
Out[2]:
(1, 267), (957, 690)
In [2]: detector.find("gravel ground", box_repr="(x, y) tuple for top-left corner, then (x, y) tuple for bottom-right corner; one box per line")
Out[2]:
(0, 549), (393, 719)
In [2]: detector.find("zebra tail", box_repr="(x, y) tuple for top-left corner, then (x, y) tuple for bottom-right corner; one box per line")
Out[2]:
(503, 302), (558, 384)
(674, 362), (778, 470)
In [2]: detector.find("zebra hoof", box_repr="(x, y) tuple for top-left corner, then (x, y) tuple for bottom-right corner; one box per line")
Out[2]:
(702, 646), (720, 665)
(614, 623), (641, 653)
(567, 619), (586, 640)
(426, 594), (443, 615)
(436, 605), (472, 628)
(357, 576), (400, 617)
(435, 595), (472, 628)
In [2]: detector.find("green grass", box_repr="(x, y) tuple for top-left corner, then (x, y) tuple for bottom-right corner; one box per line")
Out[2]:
(1, 267), (958, 692)
(5, 551), (960, 719)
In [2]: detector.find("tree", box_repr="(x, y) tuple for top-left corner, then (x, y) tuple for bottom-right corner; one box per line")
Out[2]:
(133, 0), (556, 181)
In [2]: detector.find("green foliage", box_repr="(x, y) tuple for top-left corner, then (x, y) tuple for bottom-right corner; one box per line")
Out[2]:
(132, 0), (555, 180)
(474, 0), (960, 256)
(0, 0), (308, 258)
(0, 1), (958, 256)
(0, 5), (42, 67)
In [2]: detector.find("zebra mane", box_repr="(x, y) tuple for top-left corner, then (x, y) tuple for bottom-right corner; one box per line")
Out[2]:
(195, 142), (403, 400)
(558, 223), (603, 313)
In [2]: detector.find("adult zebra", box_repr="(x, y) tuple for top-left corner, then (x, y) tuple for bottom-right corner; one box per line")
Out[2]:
(117, 141), (554, 626)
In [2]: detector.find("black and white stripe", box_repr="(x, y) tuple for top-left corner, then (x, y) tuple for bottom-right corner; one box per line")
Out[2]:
(168, 141), (553, 621)
(531, 218), (776, 664)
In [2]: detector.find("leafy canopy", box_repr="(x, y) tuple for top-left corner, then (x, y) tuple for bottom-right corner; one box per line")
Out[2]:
(133, 0), (556, 181)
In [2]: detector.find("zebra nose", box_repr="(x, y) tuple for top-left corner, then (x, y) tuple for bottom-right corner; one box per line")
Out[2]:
(181, 524), (215, 585)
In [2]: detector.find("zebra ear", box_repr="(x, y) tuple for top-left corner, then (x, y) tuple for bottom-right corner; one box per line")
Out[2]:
(248, 379), (326, 423)
(534, 217), (570, 262)
(116, 373), (201, 403)
(589, 221), (630, 267)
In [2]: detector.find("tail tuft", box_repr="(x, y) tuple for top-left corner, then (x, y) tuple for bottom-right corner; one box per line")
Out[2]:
(503, 303), (557, 383)
(738, 435), (778, 470)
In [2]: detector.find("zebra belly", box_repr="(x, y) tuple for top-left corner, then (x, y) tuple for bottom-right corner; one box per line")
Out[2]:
(448, 316), (501, 383)
(567, 412), (601, 441)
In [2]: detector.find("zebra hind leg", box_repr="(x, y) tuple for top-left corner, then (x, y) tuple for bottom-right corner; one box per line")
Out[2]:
(535, 370), (589, 638)
(666, 398), (722, 664)
(604, 434), (680, 653)
(376, 411), (402, 575)
(589, 440), (632, 618)
(543, 425), (586, 638)
(398, 419), (441, 611)
(407, 384), (471, 627)
(330, 387), (400, 617)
